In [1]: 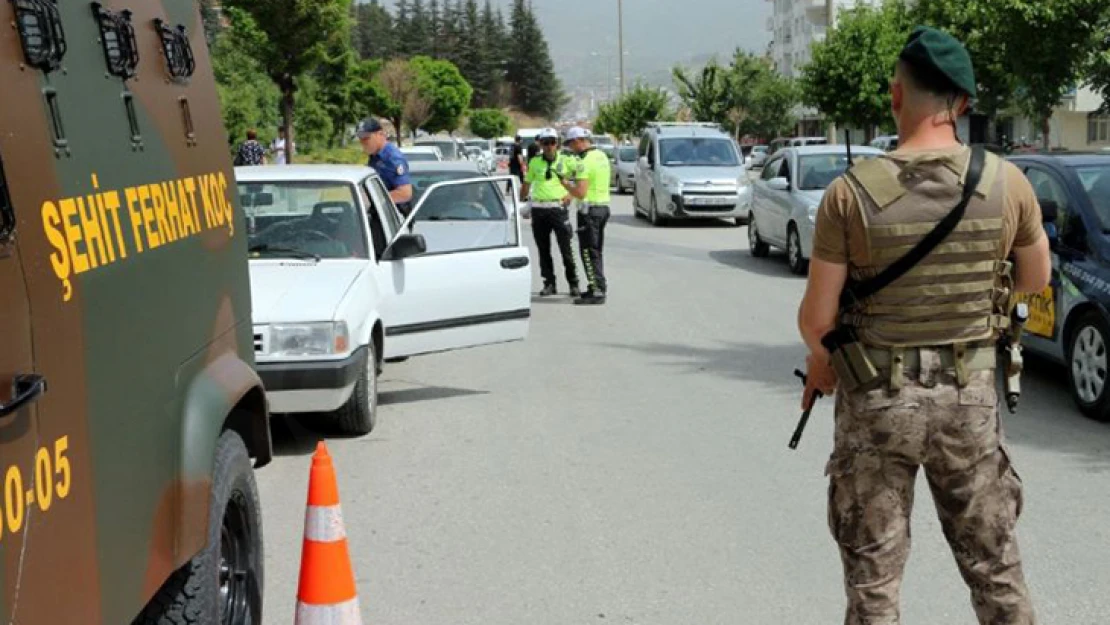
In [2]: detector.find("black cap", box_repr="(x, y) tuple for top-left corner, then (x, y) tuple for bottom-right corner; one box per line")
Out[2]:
(899, 26), (977, 98)
(356, 117), (384, 136)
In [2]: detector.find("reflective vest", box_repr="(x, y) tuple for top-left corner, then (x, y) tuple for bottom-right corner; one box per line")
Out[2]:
(841, 148), (1013, 347)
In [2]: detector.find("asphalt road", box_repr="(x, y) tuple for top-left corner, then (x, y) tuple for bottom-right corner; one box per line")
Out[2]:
(257, 193), (1110, 624)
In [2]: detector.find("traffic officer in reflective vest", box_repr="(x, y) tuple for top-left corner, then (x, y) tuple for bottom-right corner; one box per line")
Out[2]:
(519, 127), (580, 297)
(797, 26), (1051, 624)
(356, 117), (414, 215)
(562, 126), (612, 305)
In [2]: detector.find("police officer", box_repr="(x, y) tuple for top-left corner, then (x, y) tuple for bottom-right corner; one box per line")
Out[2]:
(562, 126), (612, 306)
(356, 117), (414, 215)
(797, 27), (1051, 624)
(520, 127), (580, 297)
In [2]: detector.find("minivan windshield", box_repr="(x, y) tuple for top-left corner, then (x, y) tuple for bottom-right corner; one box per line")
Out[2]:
(1074, 164), (1110, 230)
(240, 182), (368, 259)
(618, 147), (638, 162)
(658, 138), (740, 167)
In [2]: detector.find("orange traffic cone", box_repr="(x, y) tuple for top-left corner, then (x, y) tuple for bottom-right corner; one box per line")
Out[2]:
(294, 441), (363, 624)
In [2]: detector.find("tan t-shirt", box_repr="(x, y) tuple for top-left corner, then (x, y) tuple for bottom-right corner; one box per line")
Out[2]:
(812, 146), (1044, 267)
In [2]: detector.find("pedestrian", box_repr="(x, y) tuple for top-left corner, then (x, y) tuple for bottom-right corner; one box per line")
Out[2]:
(562, 126), (612, 306)
(519, 127), (580, 297)
(507, 135), (526, 194)
(356, 117), (414, 215)
(270, 127), (290, 165)
(233, 129), (265, 166)
(797, 26), (1051, 624)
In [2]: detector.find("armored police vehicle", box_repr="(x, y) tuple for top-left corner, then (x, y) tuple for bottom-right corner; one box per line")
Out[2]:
(1, 1), (270, 623)
(1008, 152), (1110, 421)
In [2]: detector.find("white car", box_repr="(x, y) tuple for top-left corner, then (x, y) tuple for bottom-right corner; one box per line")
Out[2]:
(236, 165), (532, 434)
(401, 145), (444, 162)
(747, 145), (884, 274)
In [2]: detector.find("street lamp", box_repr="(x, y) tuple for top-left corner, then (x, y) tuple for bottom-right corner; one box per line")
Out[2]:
(617, 0), (625, 97)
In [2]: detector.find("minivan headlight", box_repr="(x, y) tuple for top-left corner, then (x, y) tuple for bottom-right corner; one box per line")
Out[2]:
(269, 322), (349, 357)
(661, 172), (682, 189)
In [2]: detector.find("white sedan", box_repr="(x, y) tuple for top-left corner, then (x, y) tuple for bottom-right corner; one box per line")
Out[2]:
(747, 144), (884, 274)
(236, 165), (532, 434)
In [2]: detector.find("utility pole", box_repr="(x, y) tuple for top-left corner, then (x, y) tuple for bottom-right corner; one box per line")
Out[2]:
(618, 0), (625, 97)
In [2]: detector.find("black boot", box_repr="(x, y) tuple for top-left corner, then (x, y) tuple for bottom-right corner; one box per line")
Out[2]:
(539, 283), (557, 296)
(569, 284), (582, 298)
(573, 291), (606, 305)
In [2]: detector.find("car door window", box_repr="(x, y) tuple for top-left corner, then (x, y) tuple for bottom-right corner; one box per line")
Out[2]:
(761, 158), (781, 181)
(781, 157), (793, 187)
(402, 179), (518, 255)
(1023, 166), (1075, 243)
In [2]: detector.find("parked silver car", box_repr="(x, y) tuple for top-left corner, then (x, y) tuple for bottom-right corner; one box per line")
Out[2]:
(612, 145), (638, 194)
(747, 144), (884, 274)
(632, 122), (752, 227)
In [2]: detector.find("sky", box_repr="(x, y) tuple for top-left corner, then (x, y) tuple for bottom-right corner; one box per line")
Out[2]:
(371, 0), (775, 91)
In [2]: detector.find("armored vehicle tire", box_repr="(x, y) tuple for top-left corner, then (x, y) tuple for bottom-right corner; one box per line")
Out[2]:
(134, 430), (263, 625)
(330, 343), (378, 435)
(1067, 311), (1110, 422)
(787, 226), (809, 275)
(748, 213), (770, 258)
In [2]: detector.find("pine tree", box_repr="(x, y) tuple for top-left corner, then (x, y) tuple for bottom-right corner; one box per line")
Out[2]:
(355, 0), (394, 60)
(409, 0), (431, 57)
(428, 0), (442, 58)
(460, 0), (488, 106)
(507, 0), (564, 118)
(394, 0), (413, 57)
(480, 0), (507, 107)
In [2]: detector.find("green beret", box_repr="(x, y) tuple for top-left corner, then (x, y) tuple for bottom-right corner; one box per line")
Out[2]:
(899, 25), (977, 98)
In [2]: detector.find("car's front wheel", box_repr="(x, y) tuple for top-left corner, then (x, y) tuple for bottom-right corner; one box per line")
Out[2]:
(649, 193), (666, 227)
(1068, 311), (1110, 422)
(330, 344), (378, 435)
(133, 430), (263, 625)
(748, 212), (769, 257)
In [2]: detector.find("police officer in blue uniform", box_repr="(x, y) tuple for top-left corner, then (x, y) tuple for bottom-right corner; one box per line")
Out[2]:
(356, 117), (414, 215)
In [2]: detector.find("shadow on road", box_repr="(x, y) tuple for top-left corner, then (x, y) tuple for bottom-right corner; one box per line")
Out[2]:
(268, 383), (489, 456)
(603, 340), (807, 392)
(603, 340), (1110, 468)
(709, 248), (802, 279)
(609, 213), (737, 230)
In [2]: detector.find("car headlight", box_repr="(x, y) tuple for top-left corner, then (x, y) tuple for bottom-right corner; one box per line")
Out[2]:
(807, 204), (820, 220)
(661, 173), (682, 190)
(269, 322), (349, 358)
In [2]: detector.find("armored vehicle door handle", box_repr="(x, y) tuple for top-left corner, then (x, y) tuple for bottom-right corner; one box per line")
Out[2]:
(0, 374), (47, 418)
(501, 256), (529, 270)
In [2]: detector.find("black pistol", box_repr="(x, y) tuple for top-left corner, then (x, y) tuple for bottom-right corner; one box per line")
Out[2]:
(789, 369), (823, 450)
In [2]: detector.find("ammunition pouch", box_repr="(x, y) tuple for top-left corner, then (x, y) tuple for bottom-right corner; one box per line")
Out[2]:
(821, 326), (882, 393)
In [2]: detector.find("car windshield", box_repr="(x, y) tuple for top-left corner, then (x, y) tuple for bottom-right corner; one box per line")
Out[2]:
(797, 153), (874, 190)
(465, 141), (488, 150)
(618, 147), (638, 162)
(417, 141), (457, 158)
(1074, 164), (1110, 230)
(409, 170), (482, 202)
(240, 181), (368, 259)
(404, 151), (440, 162)
(658, 138), (740, 166)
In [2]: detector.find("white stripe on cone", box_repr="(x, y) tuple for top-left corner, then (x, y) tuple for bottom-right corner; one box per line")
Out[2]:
(304, 505), (347, 543)
(295, 597), (362, 625)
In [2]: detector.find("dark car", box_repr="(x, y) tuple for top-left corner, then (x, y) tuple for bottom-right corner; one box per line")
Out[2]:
(1008, 152), (1110, 421)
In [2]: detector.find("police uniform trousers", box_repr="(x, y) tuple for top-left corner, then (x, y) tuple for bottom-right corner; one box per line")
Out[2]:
(576, 204), (610, 294)
(826, 347), (1035, 625)
(530, 203), (578, 289)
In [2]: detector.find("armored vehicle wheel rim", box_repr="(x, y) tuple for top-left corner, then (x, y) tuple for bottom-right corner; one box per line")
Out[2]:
(1072, 326), (1107, 404)
(220, 491), (254, 625)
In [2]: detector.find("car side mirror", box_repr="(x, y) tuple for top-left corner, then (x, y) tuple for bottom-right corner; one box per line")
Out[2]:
(768, 177), (790, 191)
(383, 233), (427, 260)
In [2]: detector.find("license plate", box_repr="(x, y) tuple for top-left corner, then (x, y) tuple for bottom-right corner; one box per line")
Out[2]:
(687, 196), (733, 206)
(1015, 286), (1055, 338)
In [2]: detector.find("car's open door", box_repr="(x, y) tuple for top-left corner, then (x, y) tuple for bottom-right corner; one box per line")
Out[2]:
(378, 175), (531, 358)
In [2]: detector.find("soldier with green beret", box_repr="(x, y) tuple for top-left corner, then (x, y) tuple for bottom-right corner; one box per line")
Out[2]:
(797, 25), (1051, 624)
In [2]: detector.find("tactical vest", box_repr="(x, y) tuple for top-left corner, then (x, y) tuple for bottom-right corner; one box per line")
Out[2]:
(842, 148), (1013, 348)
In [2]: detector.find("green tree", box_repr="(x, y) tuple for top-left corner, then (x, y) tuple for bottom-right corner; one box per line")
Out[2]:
(506, 0), (566, 118)
(468, 108), (513, 138)
(480, 0), (509, 106)
(594, 83), (674, 138)
(223, 0), (353, 163)
(411, 56), (474, 134)
(744, 73), (801, 140)
(355, 0), (394, 60)
(672, 60), (733, 127)
(394, 0), (414, 56)
(409, 0), (433, 57)
(1002, 0), (1106, 148)
(211, 7), (281, 150)
(799, 0), (908, 141)
(1088, 15), (1110, 110)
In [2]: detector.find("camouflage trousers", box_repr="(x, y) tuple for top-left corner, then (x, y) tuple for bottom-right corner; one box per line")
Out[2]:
(825, 364), (1036, 624)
